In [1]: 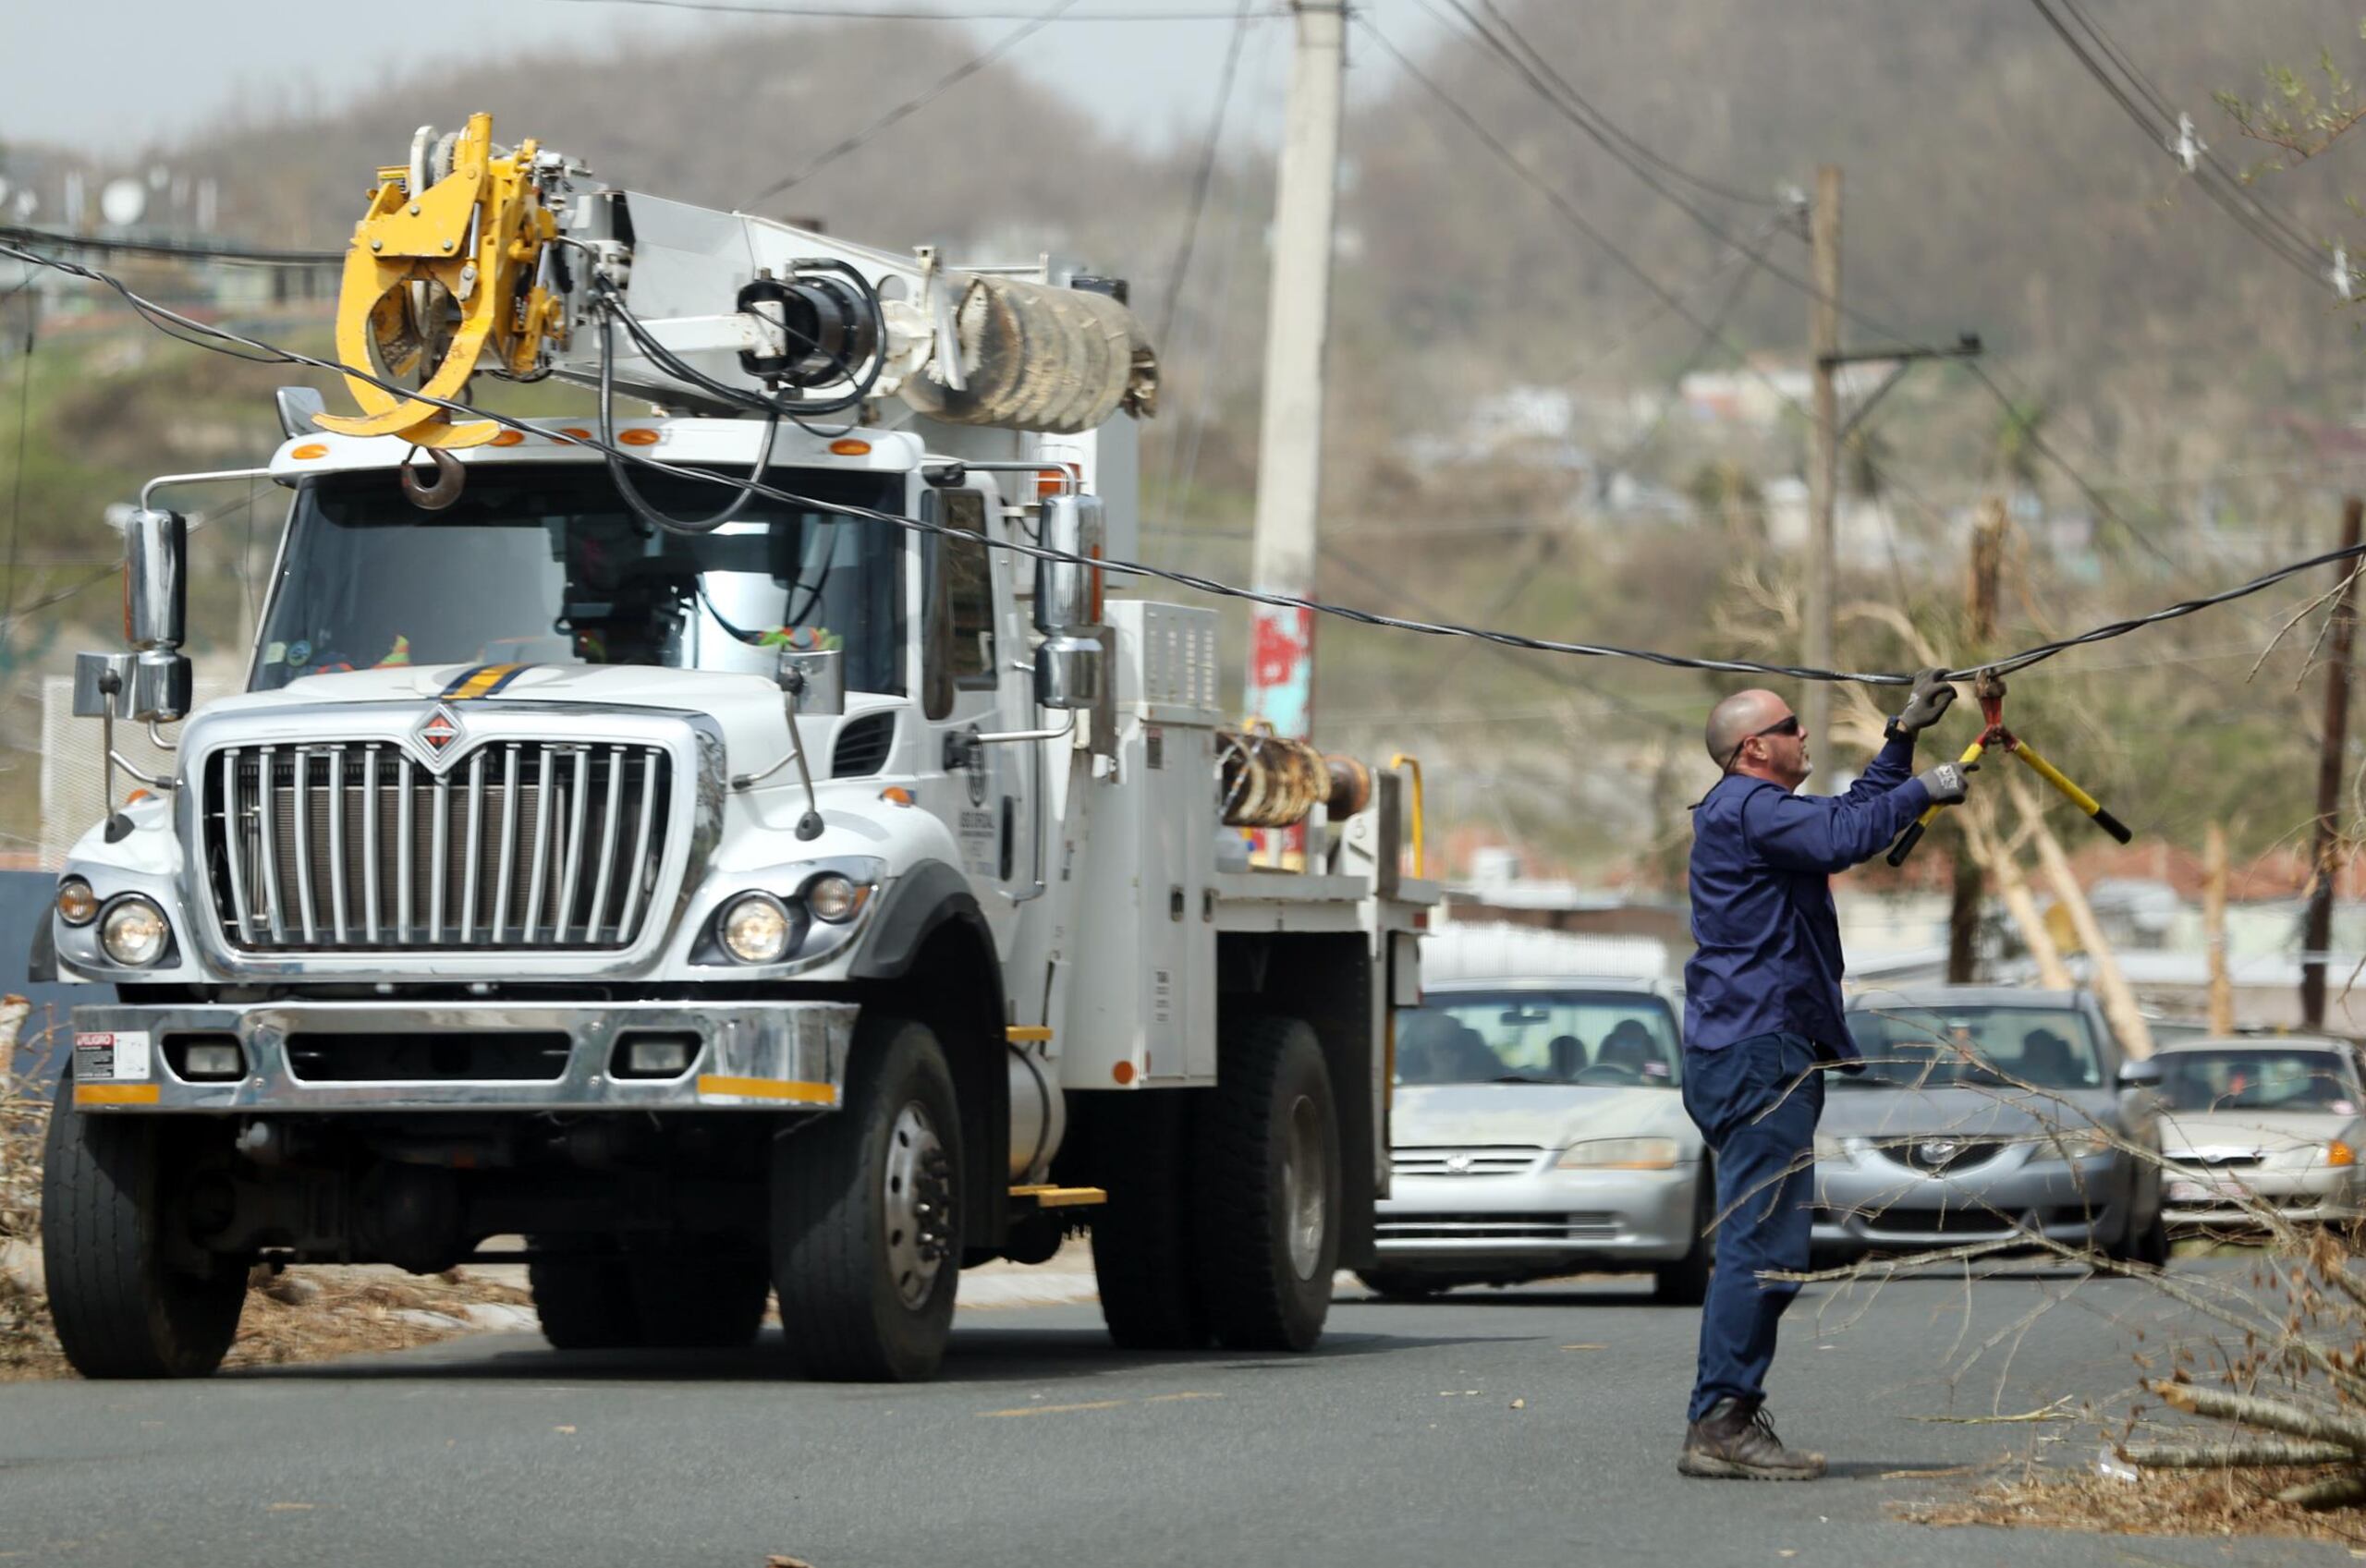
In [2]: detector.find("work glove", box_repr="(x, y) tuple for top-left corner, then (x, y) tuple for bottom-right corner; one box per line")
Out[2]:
(1917, 760), (1977, 805)
(1892, 668), (1957, 737)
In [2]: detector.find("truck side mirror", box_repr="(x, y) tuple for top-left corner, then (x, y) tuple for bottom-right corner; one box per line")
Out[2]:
(120, 508), (192, 723)
(1033, 493), (1104, 635)
(776, 647), (845, 716)
(1034, 636), (1103, 711)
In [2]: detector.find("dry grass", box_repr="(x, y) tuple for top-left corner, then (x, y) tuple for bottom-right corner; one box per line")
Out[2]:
(1, 1076), (534, 1381)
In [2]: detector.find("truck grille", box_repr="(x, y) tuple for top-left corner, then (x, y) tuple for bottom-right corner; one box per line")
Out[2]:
(200, 741), (672, 952)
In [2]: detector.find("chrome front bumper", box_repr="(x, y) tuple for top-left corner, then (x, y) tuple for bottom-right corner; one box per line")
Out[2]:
(1373, 1164), (1701, 1267)
(67, 1000), (859, 1113)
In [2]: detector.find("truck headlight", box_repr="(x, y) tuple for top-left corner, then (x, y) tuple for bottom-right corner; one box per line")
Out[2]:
(55, 876), (97, 926)
(803, 871), (868, 924)
(718, 893), (796, 964)
(99, 895), (171, 967)
(1557, 1136), (1680, 1171)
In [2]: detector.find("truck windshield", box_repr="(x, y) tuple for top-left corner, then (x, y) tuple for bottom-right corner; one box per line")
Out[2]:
(254, 466), (905, 693)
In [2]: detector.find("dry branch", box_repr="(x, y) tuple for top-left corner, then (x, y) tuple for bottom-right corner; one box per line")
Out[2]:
(2122, 1440), (2359, 1468)
(2150, 1380), (2366, 1453)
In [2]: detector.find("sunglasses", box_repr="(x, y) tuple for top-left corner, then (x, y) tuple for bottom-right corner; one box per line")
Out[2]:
(1721, 713), (1802, 773)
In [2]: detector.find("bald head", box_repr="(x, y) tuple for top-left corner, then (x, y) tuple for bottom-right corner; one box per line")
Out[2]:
(1705, 689), (1787, 763)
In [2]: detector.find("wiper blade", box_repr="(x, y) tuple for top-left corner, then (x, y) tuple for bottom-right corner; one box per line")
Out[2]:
(1490, 1073), (1560, 1085)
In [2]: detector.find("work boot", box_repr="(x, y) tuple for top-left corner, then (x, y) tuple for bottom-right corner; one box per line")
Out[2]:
(1677, 1398), (1827, 1480)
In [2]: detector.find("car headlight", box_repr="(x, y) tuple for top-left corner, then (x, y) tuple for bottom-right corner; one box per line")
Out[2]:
(98, 895), (170, 967)
(1557, 1136), (1681, 1171)
(2048, 1127), (2115, 1161)
(803, 871), (869, 924)
(1812, 1134), (1852, 1163)
(55, 876), (97, 927)
(717, 893), (796, 965)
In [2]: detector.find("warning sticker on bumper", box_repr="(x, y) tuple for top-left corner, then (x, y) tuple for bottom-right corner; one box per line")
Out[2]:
(74, 1030), (152, 1082)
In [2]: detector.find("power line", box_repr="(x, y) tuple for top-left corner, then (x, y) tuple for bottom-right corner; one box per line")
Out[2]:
(1156, 0), (1262, 347)
(0, 225), (340, 268)
(10, 235), (2363, 690)
(3, 285), (31, 626)
(746, 0), (1086, 202)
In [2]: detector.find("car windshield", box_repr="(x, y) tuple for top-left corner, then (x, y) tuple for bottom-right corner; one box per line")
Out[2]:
(1397, 991), (1681, 1088)
(255, 466), (905, 693)
(2159, 1048), (2359, 1114)
(1844, 1003), (2105, 1089)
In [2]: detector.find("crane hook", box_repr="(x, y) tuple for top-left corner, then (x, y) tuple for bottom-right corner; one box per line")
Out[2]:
(398, 444), (467, 511)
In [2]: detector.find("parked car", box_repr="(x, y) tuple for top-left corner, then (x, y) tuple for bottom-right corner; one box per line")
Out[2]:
(1817, 987), (2168, 1264)
(1365, 942), (1713, 1304)
(2155, 1037), (2365, 1231)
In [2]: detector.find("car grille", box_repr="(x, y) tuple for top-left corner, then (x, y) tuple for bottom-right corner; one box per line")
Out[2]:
(1870, 1138), (2007, 1175)
(200, 740), (672, 952)
(1378, 1212), (1618, 1242)
(2175, 1150), (2264, 1169)
(1391, 1146), (1544, 1177)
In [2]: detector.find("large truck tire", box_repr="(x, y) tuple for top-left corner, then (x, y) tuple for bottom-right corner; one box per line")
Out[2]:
(527, 1243), (642, 1351)
(1191, 1015), (1341, 1352)
(41, 1078), (245, 1379)
(771, 1015), (962, 1381)
(628, 1255), (770, 1348)
(1090, 1095), (1210, 1350)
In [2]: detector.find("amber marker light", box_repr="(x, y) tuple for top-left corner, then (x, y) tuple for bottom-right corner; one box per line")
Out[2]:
(289, 443), (329, 460)
(829, 438), (872, 456)
(618, 428), (661, 446)
(491, 430), (526, 447)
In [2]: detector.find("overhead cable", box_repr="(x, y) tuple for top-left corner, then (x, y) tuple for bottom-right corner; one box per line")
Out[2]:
(0, 225), (341, 268)
(11, 236), (2365, 689)
(746, 0), (1085, 202)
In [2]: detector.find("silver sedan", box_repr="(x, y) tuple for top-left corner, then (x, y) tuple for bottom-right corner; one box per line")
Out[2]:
(2154, 1037), (2366, 1230)
(1365, 978), (1713, 1303)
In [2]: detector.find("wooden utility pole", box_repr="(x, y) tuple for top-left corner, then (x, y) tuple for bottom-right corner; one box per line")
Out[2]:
(1802, 165), (1842, 795)
(2203, 821), (2234, 1034)
(2302, 495), (2363, 1029)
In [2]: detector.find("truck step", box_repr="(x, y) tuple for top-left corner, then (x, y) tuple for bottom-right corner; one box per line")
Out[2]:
(1008, 1184), (1107, 1210)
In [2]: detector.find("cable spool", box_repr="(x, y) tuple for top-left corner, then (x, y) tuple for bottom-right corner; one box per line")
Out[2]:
(1216, 727), (1371, 829)
(901, 273), (1157, 434)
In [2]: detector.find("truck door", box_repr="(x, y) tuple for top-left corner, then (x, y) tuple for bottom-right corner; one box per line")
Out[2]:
(917, 480), (1027, 936)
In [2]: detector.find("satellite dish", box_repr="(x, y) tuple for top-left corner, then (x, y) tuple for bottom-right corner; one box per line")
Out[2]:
(100, 178), (147, 227)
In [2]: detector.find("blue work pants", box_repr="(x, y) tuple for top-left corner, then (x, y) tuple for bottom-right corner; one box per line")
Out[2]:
(1680, 1030), (1825, 1422)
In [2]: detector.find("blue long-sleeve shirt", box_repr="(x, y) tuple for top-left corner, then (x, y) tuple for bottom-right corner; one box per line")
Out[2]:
(1681, 735), (1932, 1064)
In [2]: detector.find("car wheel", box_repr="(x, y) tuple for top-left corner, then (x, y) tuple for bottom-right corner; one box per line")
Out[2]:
(1653, 1169), (1715, 1307)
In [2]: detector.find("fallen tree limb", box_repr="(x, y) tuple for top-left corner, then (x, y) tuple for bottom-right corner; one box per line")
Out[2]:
(2150, 1380), (2366, 1453)
(2276, 1470), (2366, 1511)
(2121, 1440), (2359, 1469)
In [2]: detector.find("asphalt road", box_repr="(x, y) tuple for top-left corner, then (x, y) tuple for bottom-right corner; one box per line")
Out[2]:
(3, 1261), (2348, 1568)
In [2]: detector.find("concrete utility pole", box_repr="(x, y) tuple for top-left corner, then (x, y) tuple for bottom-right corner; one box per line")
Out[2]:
(1243, 0), (1347, 761)
(1801, 165), (1842, 792)
(2301, 495), (2363, 1030)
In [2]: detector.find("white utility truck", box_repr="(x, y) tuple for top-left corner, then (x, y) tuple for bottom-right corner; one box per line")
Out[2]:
(38, 117), (1432, 1380)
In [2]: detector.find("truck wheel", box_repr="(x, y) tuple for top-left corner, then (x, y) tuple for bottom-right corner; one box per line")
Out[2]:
(1653, 1171), (1715, 1306)
(1192, 1015), (1340, 1352)
(772, 1015), (962, 1381)
(1354, 1270), (1450, 1301)
(41, 1078), (245, 1379)
(628, 1255), (770, 1348)
(527, 1243), (641, 1351)
(1090, 1095), (1210, 1350)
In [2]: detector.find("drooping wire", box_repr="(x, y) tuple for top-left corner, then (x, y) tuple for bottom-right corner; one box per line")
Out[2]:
(13, 235), (2366, 689)
(597, 302), (780, 534)
(746, 0), (1086, 204)
(3, 280), (35, 626)
(1155, 0), (1262, 348)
